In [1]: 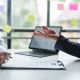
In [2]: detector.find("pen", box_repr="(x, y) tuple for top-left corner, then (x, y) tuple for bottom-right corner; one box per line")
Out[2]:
(0, 64), (2, 68)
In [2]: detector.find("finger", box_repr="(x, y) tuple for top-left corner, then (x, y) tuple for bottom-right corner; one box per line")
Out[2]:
(0, 55), (5, 60)
(42, 26), (49, 32)
(5, 55), (9, 60)
(49, 34), (57, 37)
(0, 57), (2, 64)
(6, 53), (11, 56)
(42, 26), (56, 34)
(0, 52), (10, 56)
(0, 55), (5, 64)
(49, 34), (59, 40)
(6, 52), (11, 54)
(33, 32), (41, 35)
(42, 27), (49, 36)
(1, 61), (5, 64)
(0, 53), (11, 61)
(0, 54), (9, 64)
(0, 60), (5, 64)
(43, 27), (56, 34)
(5, 53), (12, 60)
(42, 26), (49, 30)
(48, 29), (56, 34)
(34, 32), (46, 38)
(38, 31), (47, 37)
(7, 54), (12, 58)
(34, 32), (44, 36)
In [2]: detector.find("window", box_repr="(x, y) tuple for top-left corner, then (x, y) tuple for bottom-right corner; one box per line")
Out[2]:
(1, 0), (79, 49)
(50, 0), (80, 29)
(0, 0), (7, 42)
(11, 0), (47, 49)
(50, 0), (80, 42)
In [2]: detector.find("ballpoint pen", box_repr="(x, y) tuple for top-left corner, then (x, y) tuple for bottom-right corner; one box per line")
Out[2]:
(0, 64), (2, 68)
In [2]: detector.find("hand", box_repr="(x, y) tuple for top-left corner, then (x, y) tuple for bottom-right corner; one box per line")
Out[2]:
(0, 52), (11, 65)
(34, 26), (59, 40)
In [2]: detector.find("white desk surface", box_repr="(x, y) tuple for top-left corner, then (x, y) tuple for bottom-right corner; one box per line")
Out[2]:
(0, 49), (80, 80)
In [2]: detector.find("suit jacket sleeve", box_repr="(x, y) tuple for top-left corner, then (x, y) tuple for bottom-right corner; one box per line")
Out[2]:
(55, 35), (80, 58)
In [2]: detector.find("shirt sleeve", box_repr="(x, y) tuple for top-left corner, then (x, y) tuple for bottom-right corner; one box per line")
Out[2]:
(0, 38), (7, 52)
(55, 35), (80, 58)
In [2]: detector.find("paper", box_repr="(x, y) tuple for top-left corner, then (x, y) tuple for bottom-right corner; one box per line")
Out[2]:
(2, 54), (65, 69)
(59, 0), (65, 2)
(0, 5), (4, 12)
(70, 19), (78, 28)
(57, 3), (64, 10)
(25, 15), (35, 23)
(3, 24), (12, 33)
(69, 3), (78, 10)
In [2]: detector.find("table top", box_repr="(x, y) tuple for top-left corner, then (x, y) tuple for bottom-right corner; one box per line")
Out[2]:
(0, 49), (80, 80)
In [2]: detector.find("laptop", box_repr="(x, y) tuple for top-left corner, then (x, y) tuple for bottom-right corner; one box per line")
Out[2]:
(15, 26), (62, 57)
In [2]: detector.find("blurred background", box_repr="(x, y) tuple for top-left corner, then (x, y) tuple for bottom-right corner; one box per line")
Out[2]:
(0, 0), (80, 49)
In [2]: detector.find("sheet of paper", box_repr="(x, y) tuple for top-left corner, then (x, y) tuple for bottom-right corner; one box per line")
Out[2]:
(69, 3), (78, 10)
(70, 19), (78, 28)
(57, 3), (64, 10)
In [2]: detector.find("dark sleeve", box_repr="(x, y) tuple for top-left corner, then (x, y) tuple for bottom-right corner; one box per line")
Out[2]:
(55, 35), (80, 58)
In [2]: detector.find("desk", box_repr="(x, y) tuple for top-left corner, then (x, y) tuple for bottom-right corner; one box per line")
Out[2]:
(0, 49), (80, 80)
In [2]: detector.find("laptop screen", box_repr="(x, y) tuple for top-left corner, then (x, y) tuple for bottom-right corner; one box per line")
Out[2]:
(29, 26), (62, 52)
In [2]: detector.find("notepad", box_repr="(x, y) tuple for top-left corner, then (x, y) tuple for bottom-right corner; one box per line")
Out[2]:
(1, 53), (66, 70)
(70, 19), (78, 28)
(57, 3), (64, 10)
(69, 3), (78, 10)
(1, 60), (65, 70)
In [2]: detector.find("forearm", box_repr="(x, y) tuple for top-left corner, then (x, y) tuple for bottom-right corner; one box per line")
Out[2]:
(55, 35), (80, 58)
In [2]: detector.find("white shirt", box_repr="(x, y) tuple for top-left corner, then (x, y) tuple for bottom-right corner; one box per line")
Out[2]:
(0, 38), (7, 53)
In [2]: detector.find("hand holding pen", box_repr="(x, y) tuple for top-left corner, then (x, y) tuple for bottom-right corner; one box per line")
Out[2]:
(0, 52), (12, 66)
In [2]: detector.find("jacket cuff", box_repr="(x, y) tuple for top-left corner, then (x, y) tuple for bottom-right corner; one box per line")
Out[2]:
(55, 35), (68, 49)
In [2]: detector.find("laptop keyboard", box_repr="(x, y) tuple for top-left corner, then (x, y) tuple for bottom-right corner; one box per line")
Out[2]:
(15, 51), (57, 58)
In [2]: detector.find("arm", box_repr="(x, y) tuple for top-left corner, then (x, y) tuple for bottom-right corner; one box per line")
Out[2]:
(34, 26), (80, 58)
(55, 35), (80, 58)
(0, 38), (11, 65)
